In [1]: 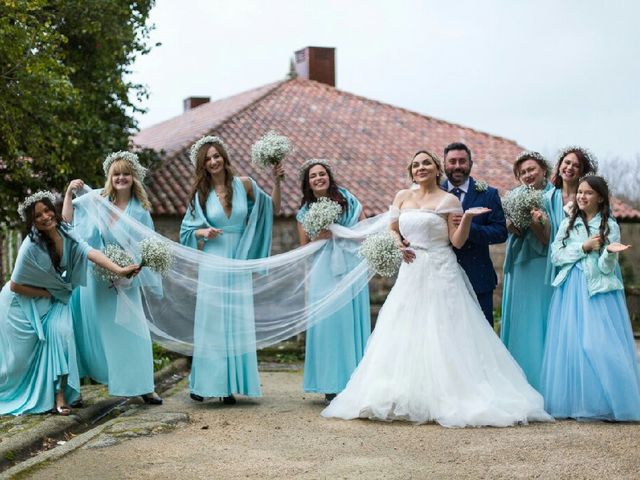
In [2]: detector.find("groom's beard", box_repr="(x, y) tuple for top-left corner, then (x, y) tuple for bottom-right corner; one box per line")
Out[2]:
(445, 167), (470, 186)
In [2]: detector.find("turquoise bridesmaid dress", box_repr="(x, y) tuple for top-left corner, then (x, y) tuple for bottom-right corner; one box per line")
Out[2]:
(540, 216), (640, 420)
(180, 177), (273, 398)
(297, 188), (371, 394)
(70, 192), (155, 396)
(542, 187), (566, 285)
(500, 183), (553, 391)
(0, 228), (89, 415)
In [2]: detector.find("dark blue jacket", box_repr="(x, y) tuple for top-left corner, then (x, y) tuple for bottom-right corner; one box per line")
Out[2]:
(442, 177), (508, 294)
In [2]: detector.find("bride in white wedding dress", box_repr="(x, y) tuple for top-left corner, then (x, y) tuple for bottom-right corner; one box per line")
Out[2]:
(322, 150), (553, 428)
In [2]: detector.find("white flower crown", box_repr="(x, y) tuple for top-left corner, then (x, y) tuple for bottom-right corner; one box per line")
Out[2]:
(298, 158), (333, 182)
(18, 191), (56, 221)
(557, 145), (598, 173)
(103, 151), (147, 181)
(515, 150), (547, 165)
(190, 135), (225, 166)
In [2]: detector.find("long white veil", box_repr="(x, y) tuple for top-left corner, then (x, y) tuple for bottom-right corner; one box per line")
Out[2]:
(73, 187), (390, 356)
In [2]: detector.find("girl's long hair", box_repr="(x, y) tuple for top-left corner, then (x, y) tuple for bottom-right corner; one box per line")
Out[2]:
(562, 175), (611, 247)
(188, 142), (235, 213)
(102, 159), (151, 210)
(24, 198), (67, 274)
(300, 162), (347, 211)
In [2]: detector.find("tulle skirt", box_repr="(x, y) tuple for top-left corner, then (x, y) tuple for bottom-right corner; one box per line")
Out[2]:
(540, 265), (640, 421)
(322, 247), (552, 428)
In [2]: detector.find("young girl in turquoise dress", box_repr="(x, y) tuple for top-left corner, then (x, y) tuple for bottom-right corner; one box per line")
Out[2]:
(61, 152), (162, 405)
(0, 193), (139, 416)
(500, 152), (553, 391)
(540, 175), (640, 420)
(180, 136), (284, 404)
(539, 147), (597, 283)
(296, 159), (370, 404)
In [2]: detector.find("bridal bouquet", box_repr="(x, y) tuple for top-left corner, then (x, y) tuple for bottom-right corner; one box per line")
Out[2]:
(301, 197), (342, 239)
(358, 232), (403, 277)
(139, 238), (174, 277)
(502, 186), (544, 230)
(94, 244), (134, 283)
(251, 131), (292, 172)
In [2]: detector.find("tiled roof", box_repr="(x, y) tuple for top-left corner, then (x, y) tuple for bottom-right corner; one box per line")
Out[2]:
(135, 78), (640, 221)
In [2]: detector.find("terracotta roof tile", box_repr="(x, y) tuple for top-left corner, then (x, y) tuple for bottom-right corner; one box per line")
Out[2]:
(136, 78), (640, 221)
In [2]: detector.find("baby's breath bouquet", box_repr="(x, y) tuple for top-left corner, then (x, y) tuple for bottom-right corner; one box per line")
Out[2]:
(251, 131), (292, 174)
(502, 186), (544, 230)
(358, 232), (403, 277)
(93, 244), (134, 283)
(139, 238), (174, 277)
(301, 197), (342, 239)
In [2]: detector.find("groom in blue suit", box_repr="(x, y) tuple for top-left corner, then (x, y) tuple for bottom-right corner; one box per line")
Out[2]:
(442, 142), (507, 326)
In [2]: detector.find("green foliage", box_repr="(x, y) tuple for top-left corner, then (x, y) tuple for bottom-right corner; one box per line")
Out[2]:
(152, 343), (173, 372)
(0, 0), (158, 228)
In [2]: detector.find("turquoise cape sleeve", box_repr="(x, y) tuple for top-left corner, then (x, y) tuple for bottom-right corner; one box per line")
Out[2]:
(11, 227), (91, 304)
(236, 178), (273, 260)
(180, 193), (208, 249)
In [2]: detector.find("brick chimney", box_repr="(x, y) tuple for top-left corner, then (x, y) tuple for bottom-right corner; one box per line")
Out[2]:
(294, 47), (335, 86)
(183, 96), (210, 112)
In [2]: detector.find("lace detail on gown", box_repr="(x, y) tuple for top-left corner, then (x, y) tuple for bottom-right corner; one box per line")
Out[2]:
(322, 208), (552, 427)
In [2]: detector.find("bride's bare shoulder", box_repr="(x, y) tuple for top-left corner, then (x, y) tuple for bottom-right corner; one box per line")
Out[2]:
(393, 189), (413, 202)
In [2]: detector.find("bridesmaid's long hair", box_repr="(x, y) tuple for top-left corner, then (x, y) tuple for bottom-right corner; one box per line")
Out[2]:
(300, 162), (347, 212)
(552, 148), (597, 188)
(102, 159), (151, 210)
(188, 141), (235, 214)
(24, 198), (67, 274)
(562, 175), (612, 248)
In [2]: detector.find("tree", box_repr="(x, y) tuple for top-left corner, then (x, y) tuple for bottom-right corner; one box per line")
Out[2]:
(0, 0), (158, 229)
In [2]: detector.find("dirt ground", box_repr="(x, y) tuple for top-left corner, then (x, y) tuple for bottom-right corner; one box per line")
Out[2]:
(22, 370), (640, 479)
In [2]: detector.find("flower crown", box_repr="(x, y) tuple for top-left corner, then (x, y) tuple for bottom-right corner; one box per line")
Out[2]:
(515, 150), (547, 165)
(557, 145), (598, 173)
(190, 135), (225, 166)
(578, 171), (608, 186)
(298, 158), (333, 182)
(103, 151), (147, 181)
(18, 191), (56, 221)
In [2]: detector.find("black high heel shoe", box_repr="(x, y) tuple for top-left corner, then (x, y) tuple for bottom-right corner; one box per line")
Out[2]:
(141, 392), (163, 405)
(190, 393), (204, 402)
(221, 394), (236, 405)
(324, 393), (337, 406)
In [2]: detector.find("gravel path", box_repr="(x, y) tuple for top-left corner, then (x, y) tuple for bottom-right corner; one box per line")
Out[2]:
(24, 370), (640, 479)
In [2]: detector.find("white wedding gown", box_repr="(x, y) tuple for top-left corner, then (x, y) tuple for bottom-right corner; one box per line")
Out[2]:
(322, 202), (553, 427)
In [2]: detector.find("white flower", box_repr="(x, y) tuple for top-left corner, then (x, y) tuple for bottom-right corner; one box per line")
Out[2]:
(251, 131), (292, 169)
(93, 244), (134, 283)
(103, 151), (147, 181)
(358, 232), (403, 277)
(18, 191), (56, 221)
(301, 197), (342, 239)
(475, 180), (488, 192)
(139, 238), (174, 277)
(502, 186), (544, 230)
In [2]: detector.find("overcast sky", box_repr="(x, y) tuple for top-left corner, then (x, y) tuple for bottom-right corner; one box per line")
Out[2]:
(130, 0), (640, 164)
